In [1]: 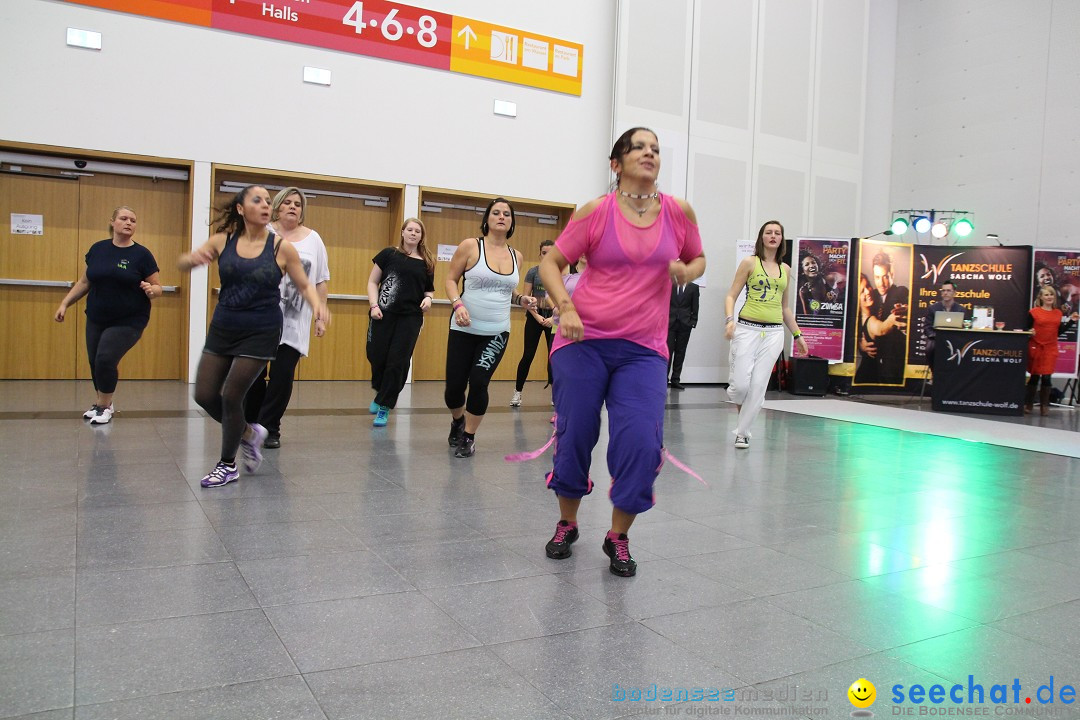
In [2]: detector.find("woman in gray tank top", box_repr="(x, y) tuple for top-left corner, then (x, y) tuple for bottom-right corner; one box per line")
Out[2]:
(443, 197), (538, 458)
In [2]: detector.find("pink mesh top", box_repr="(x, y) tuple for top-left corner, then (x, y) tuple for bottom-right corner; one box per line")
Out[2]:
(553, 193), (702, 359)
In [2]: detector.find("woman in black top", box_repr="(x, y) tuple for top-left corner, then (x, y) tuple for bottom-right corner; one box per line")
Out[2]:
(510, 239), (556, 407)
(54, 206), (161, 425)
(179, 185), (328, 489)
(366, 217), (435, 426)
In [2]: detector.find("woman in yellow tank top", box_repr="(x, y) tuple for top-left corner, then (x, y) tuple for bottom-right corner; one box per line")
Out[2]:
(723, 221), (808, 449)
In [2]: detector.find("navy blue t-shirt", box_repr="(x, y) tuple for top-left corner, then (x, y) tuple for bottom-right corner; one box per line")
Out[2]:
(84, 239), (159, 329)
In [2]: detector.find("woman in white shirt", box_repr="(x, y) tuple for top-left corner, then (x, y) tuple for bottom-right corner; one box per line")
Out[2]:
(244, 187), (330, 449)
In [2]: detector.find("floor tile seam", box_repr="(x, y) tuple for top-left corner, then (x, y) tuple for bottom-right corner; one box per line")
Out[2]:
(240, 580), (422, 610)
(0, 401), (738, 423)
(221, 544), (390, 565)
(631, 619), (756, 685)
(983, 604), (1080, 651)
(73, 667), (304, 711)
(72, 593), (278, 632)
(66, 675), (329, 718)
(478, 642), (597, 718)
(298, 644), (571, 715)
(75, 557), (241, 580)
(733, 540), (866, 581)
(71, 484), (81, 719)
(225, 566), (322, 686)
(722, 645), (887, 689)
(753, 591), (969, 650)
(276, 625), (487, 677)
(75, 495), (208, 511)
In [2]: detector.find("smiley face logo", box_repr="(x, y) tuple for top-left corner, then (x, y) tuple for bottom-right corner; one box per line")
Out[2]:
(848, 678), (876, 709)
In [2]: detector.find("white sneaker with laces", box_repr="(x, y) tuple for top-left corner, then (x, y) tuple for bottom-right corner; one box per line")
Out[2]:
(90, 406), (114, 424)
(734, 434), (749, 449)
(510, 391), (522, 407)
(83, 404), (100, 419)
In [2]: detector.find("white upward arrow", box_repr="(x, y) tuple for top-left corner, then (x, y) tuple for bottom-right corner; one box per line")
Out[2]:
(457, 24), (477, 50)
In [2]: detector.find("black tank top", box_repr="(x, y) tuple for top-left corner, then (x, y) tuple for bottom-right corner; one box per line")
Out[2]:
(213, 231), (283, 330)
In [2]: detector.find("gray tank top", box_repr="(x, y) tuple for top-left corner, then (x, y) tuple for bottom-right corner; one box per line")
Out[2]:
(452, 238), (519, 335)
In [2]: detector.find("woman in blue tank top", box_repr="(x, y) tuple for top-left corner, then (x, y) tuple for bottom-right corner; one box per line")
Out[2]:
(179, 185), (329, 488)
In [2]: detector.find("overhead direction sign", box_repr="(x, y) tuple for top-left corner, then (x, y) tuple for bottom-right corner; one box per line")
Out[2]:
(60, 0), (584, 95)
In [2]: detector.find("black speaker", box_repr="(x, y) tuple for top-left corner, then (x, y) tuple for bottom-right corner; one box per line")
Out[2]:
(788, 356), (828, 396)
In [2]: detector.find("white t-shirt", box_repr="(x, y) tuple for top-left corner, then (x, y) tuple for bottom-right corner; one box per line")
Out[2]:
(277, 229), (330, 356)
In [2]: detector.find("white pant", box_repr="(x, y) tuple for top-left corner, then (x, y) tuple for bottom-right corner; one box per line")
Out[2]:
(727, 322), (785, 437)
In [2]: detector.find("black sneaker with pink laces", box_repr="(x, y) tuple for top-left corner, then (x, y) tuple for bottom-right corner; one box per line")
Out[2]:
(545, 520), (579, 559)
(603, 531), (637, 577)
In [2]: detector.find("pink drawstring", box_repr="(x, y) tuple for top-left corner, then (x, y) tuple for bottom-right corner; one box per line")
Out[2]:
(661, 447), (708, 487)
(505, 419), (557, 463)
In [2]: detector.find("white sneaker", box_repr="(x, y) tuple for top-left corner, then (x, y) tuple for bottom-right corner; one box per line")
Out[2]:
(734, 434), (749, 449)
(90, 406), (114, 424)
(83, 404), (100, 419)
(510, 391), (522, 407)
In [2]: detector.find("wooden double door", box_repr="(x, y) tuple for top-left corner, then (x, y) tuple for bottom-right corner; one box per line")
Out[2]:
(0, 165), (188, 379)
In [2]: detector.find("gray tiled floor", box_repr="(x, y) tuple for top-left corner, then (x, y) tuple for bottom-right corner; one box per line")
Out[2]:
(1, 379), (1079, 720)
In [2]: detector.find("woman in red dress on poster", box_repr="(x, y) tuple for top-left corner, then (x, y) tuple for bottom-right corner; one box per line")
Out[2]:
(1025, 285), (1078, 415)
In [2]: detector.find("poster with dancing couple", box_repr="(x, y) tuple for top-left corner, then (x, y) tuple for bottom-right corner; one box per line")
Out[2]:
(792, 237), (849, 362)
(1033, 249), (1080, 376)
(852, 240), (912, 387)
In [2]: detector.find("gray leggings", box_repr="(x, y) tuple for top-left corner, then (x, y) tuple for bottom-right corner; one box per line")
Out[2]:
(85, 321), (143, 394)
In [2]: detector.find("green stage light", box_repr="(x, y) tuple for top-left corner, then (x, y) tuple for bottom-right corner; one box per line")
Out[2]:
(953, 217), (974, 238)
(891, 218), (909, 235)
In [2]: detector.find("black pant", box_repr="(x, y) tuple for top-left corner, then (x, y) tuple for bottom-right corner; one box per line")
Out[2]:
(515, 312), (553, 391)
(85, 321), (143, 394)
(444, 330), (509, 416)
(367, 312), (424, 409)
(194, 353), (265, 464)
(244, 344), (303, 435)
(1027, 373), (1052, 390)
(666, 321), (693, 382)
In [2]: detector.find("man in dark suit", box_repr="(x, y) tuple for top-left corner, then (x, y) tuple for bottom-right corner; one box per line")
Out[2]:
(667, 282), (699, 389)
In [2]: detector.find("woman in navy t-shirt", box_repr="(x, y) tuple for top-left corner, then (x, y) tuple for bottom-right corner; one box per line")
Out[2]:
(54, 206), (161, 425)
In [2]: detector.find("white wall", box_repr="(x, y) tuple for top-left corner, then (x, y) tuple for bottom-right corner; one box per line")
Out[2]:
(890, 0), (1080, 249)
(0, 0), (615, 206)
(615, 0), (896, 382)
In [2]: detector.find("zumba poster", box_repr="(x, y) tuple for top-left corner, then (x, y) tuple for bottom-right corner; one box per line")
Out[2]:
(792, 238), (849, 361)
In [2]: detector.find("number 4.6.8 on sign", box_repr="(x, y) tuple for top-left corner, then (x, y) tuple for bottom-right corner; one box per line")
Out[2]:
(342, 2), (440, 49)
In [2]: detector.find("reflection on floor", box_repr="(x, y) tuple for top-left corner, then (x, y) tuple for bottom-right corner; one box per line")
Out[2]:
(765, 398), (1080, 457)
(2, 380), (1079, 720)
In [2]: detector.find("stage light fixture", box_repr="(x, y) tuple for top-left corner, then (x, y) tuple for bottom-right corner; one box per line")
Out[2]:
(891, 218), (909, 235)
(931, 219), (949, 238)
(913, 216), (932, 233)
(953, 217), (974, 237)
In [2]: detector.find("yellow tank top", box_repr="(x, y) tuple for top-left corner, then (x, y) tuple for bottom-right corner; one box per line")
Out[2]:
(740, 257), (787, 324)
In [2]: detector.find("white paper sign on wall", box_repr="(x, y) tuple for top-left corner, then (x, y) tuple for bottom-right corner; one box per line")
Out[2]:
(11, 214), (44, 235)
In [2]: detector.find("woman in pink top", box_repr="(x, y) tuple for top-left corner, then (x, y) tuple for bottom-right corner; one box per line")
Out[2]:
(537, 128), (706, 577)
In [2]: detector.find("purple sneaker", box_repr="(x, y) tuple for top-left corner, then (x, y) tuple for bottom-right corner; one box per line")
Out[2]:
(201, 461), (239, 488)
(240, 423), (268, 473)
